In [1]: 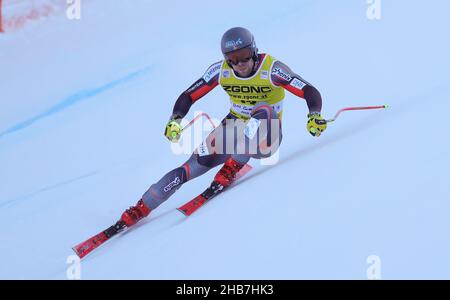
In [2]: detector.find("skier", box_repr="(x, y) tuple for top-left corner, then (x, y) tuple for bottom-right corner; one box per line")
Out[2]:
(120, 27), (327, 226)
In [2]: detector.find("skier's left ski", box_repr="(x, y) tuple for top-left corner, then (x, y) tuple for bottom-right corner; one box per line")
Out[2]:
(73, 164), (252, 258)
(72, 221), (126, 259)
(177, 164), (252, 216)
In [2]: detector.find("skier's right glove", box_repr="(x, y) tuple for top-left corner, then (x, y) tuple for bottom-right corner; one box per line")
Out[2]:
(164, 115), (182, 143)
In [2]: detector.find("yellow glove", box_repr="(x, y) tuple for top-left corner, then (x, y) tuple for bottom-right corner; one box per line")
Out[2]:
(164, 117), (182, 142)
(307, 112), (327, 137)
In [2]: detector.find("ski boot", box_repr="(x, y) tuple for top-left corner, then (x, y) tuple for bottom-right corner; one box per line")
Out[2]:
(213, 156), (246, 188)
(120, 199), (151, 227)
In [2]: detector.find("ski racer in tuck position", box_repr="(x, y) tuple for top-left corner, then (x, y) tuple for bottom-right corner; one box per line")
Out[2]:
(120, 26), (326, 226)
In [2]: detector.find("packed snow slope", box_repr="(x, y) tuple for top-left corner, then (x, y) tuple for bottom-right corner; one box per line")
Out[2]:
(0, 0), (449, 279)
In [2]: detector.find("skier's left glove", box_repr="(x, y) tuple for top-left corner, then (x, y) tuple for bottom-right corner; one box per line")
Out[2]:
(164, 115), (182, 142)
(307, 112), (327, 137)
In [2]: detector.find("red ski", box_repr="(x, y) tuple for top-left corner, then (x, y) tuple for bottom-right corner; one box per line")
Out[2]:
(73, 164), (252, 258)
(177, 164), (252, 216)
(72, 221), (126, 259)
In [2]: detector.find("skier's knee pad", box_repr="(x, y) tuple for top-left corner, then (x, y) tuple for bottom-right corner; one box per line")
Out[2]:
(196, 153), (228, 168)
(183, 153), (225, 178)
(250, 102), (278, 121)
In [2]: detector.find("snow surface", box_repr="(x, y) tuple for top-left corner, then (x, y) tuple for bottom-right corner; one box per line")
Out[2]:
(0, 0), (449, 279)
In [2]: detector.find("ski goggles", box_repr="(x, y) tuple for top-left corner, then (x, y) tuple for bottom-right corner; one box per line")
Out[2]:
(225, 47), (253, 66)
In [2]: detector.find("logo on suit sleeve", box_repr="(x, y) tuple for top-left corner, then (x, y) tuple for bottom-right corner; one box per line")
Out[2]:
(271, 67), (292, 82)
(290, 78), (307, 90)
(203, 62), (222, 83)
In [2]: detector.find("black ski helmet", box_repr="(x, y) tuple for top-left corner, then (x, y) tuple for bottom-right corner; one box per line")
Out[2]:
(221, 27), (258, 62)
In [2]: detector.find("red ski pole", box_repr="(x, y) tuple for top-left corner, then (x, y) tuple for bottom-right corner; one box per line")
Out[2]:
(326, 105), (388, 123)
(166, 113), (217, 141)
(181, 112), (218, 132)
(179, 105), (388, 135)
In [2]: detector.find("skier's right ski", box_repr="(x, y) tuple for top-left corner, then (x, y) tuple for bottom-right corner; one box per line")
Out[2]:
(177, 163), (252, 216)
(72, 221), (126, 259)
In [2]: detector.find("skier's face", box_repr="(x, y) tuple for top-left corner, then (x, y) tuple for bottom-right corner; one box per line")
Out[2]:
(226, 48), (255, 77)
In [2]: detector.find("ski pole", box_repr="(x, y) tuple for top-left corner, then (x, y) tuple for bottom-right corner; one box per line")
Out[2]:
(326, 105), (389, 123)
(181, 112), (217, 133)
(178, 105), (389, 139)
(167, 113), (217, 141)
